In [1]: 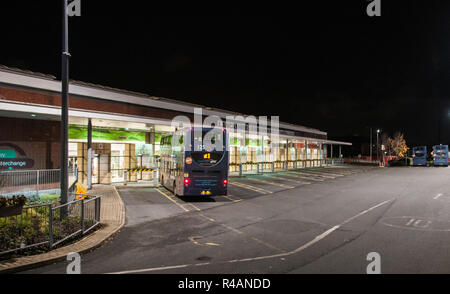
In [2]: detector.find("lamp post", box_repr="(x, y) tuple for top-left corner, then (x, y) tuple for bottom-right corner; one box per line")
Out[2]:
(370, 128), (372, 161)
(376, 129), (381, 162)
(60, 0), (71, 218)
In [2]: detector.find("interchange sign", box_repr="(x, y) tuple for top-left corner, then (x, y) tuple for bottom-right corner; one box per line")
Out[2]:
(0, 145), (35, 170)
(0, 158), (35, 170)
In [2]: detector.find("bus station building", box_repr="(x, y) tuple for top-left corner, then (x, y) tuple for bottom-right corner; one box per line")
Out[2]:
(0, 65), (351, 184)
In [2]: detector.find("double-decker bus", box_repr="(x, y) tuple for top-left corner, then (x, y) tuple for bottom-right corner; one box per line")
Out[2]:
(412, 146), (427, 166)
(432, 144), (449, 167)
(159, 127), (229, 196)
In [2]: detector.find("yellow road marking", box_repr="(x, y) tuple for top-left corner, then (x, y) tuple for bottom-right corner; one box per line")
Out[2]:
(188, 236), (220, 246)
(221, 224), (244, 234)
(186, 202), (201, 211)
(251, 237), (285, 253)
(199, 213), (215, 222)
(224, 195), (243, 202)
(155, 188), (190, 212)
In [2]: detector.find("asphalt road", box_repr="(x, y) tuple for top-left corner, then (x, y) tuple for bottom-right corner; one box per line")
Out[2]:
(20, 165), (450, 274)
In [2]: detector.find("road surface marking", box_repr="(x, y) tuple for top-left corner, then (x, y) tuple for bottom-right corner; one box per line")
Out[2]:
(199, 213), (215, 222)
(251, 237), (286, 253)
(223, 195), (243, 202)
(155, 188), (190, 212)
(433, 193), (443, 200)
(295, 171), (338, 178)
(229, 181), (272, 194)
(247, 178), (295, 189)
(188, 236), (220, 246)
(186, 202), (201, 211)
(220, 224), (244, 234)
(265, 175), (311, 185)
(314, 168), (353, 175)
(106, 198), (394, 274)
(286, 172), (325, 180)
(108, 264), (190, 274)
(282, 173), (324, 182)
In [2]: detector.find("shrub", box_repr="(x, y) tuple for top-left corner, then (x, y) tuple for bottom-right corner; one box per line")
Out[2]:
(40, 194), (60, 202)
(0, 195), (27, 208)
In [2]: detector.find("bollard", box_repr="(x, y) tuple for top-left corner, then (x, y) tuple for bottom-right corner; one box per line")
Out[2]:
(239, 163), (243, 177)
(124, 170), (127, 186)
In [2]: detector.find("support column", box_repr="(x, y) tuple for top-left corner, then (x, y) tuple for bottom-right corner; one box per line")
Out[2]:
(87, 119), (93, 189)
(319, 143), (323, 167)
(305, 140), (308, 168)
(285, 139), (289, 170)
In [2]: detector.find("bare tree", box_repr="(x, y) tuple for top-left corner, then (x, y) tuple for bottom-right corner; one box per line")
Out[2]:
(388, 132), (409, 158)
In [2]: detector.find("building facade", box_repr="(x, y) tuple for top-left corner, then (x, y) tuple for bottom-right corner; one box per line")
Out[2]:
(0, 66), (350, 184)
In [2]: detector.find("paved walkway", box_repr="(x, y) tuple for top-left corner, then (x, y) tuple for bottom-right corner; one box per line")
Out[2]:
(0, 185), (125, 273)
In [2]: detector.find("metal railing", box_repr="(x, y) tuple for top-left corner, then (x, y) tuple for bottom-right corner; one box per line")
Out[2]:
(0, 168), (78, 197)
(229, 159), (342, 176)
(0, 194), (101, 257)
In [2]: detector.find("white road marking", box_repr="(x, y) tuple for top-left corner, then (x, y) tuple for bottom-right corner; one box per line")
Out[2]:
(107, 264), (190, 274)
(247, 178), (295, 189)
(106, 198), (394, 274)
(229, 181), (272, 194)
(433, 193), (443, 200)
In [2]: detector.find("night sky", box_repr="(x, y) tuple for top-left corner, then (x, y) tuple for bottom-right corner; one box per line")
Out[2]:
(1, 1), (450, 149)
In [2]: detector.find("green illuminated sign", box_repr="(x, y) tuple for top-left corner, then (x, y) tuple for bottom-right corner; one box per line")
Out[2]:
(0, 150), (17, 159)
(69, 126), (146, 142)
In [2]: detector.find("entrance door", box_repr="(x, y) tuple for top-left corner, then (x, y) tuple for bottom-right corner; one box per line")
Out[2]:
(92, 155), (99, 184)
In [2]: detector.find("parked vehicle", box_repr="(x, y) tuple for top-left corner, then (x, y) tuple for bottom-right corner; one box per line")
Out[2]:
(159, 127), (229, 196)
(432, 145), (449, 167)
(412, 146), (427, 166)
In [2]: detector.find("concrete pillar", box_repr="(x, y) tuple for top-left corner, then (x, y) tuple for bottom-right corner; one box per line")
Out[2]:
(87, 119), (93, 189)
(285, 139), (289, 170)
(305, 140), (308, 168)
